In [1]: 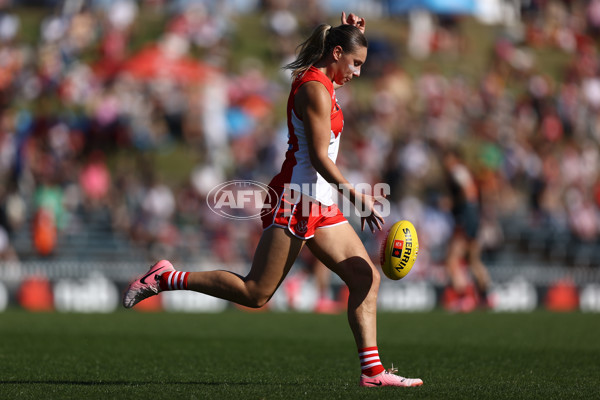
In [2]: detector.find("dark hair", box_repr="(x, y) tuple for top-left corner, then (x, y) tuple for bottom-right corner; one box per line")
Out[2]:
(283, 24), (368, 79)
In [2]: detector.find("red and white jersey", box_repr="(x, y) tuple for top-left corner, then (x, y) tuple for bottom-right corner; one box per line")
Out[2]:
(269, 66), (344, 206)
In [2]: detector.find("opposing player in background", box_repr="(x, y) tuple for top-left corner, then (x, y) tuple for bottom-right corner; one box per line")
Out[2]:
(123, 12), (422, 388)
(443, 148), (491, 310)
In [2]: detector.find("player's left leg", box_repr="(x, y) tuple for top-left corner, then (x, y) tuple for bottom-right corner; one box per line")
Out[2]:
(123, 226), (305, 309)
(306, 223), (423, 388)
(184, 226), (305, 307)
(122, 259), (176, 308)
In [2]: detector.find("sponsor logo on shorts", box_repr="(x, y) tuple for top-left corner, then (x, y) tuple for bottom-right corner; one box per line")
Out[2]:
(295, 220), (308, 234)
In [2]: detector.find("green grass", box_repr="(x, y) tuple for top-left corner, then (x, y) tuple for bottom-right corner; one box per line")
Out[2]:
(0, 310), (599, 399)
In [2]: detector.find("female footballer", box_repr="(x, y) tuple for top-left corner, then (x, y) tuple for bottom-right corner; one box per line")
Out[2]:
(124, 12), (423, 388)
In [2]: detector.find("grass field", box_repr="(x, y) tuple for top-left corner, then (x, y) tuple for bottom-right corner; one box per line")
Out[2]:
(0, 310), (598, 399)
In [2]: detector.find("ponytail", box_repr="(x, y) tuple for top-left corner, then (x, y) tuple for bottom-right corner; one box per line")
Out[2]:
(284, 24), (331, 80)
(284, 24), (367, 80)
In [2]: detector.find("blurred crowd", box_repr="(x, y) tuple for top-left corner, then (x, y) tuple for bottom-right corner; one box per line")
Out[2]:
(0, 0), (599, 272)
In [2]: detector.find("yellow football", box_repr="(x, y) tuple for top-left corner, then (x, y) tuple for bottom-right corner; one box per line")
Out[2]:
(379, 220), (419, 280)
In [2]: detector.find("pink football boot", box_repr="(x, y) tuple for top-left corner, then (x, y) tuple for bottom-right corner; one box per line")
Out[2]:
(360, 365), (423, 387)
(122, 260), (175, 308)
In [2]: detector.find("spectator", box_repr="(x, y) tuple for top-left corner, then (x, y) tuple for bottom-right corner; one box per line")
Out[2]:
(0, 1), (598, 274)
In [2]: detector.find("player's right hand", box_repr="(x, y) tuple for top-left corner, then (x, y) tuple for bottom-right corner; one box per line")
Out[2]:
(341, 12), (366, 34)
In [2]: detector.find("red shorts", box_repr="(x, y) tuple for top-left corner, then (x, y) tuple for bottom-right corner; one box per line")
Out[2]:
(261, 186), (348, 239)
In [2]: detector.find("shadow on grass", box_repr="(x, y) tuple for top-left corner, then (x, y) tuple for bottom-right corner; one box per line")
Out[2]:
(0, 380), (274, 386)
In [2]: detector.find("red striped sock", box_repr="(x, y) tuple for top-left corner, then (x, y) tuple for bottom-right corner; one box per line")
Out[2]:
(359, 346), (385, 377)
(159, 271), (189, 291)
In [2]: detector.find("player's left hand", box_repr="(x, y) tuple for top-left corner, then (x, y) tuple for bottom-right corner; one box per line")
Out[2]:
(356, 193), (385, 233)
(341, 12), (366, 34)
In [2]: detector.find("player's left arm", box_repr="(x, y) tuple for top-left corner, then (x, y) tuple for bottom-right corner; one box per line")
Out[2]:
(295, 81), (384, 232)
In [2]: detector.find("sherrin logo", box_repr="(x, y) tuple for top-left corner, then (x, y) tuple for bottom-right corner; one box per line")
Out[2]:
(398, 228), (413, 271)
(207, 180), (279, 220)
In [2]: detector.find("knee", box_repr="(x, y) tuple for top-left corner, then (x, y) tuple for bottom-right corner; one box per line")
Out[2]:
(244, 295), (269, 309)
(243, 284), (272, 309)
(372, 267), (381, 287)
(369, 267), (381, 294)
(345, 258), (380, 293)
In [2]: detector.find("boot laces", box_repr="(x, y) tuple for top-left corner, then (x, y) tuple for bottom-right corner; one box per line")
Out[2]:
(386, 363), (398, 375)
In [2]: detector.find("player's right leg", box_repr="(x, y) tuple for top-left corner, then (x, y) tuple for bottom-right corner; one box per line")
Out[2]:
(123, 226), (304, 309)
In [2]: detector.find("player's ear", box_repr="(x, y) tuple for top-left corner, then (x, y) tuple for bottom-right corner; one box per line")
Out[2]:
(332, 45), (343, 62)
